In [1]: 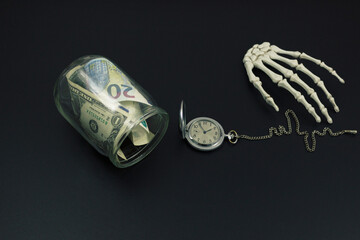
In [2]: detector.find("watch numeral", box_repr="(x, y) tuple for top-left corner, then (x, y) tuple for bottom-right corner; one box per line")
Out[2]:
(203, 121), (207, 125)
(192, 134), (196, 138)
(215, 131), (218, 135)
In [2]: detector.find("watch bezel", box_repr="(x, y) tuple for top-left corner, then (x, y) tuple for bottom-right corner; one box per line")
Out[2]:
(185, 117), (224, 151)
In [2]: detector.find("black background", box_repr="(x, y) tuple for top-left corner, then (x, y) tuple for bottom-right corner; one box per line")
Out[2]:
(1, 1), (360, 239)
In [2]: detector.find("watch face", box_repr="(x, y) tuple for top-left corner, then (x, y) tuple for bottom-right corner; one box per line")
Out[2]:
(185, 117), (224, 151)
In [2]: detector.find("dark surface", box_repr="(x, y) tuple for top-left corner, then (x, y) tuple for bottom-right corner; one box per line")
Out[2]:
(1, 1), (360, 239)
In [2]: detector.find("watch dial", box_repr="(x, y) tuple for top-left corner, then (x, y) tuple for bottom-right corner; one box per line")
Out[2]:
(189, 119), (221, 145)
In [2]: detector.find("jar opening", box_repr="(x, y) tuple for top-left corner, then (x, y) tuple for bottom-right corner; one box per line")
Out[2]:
(111, 109), (168, 168)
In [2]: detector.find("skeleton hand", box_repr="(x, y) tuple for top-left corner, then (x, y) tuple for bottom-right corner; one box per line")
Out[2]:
(243, 42), (344, 124)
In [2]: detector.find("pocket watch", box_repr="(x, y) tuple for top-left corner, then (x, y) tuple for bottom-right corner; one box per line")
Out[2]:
(179, 100), (226, 151)
(179, 100), (357, 152)
(179, 101), (225, 151)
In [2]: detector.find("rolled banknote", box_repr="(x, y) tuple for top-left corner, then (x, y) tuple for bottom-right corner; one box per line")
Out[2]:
(66, 58), (155, 160)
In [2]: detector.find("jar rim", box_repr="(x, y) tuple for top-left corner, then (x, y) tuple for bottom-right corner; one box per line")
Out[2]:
(109, 106), (169, 168)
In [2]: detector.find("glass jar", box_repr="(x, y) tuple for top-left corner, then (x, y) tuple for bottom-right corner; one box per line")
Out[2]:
(54, 56), (169, 168)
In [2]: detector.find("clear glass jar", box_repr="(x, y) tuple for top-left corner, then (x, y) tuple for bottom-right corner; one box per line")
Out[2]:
(54, 56), (169, 168)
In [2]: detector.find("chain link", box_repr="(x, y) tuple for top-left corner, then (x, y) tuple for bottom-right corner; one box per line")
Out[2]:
(227, 109), (357, 152)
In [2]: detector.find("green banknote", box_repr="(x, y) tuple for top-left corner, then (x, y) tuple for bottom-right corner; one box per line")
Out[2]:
(66, 58), (154, 160)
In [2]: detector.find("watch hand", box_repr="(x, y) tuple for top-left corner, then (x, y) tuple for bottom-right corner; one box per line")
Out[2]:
(205, 128), (213, 133)
(199, 123), (206, 133)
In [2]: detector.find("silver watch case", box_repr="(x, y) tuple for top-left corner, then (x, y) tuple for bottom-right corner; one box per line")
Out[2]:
(185, 117), (225, 151)
(179, 100), (187, 139)
(179, 100), (225, 151)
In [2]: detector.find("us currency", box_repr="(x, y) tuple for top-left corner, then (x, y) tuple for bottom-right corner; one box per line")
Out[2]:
(66, 58), (154, 160)
(121, 101), (154, 146)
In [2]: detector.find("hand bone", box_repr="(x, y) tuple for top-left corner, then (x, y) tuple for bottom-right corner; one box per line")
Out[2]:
(243, 42), (345, 124)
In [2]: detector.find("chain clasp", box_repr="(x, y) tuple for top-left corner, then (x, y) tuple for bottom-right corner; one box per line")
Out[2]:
(226, 130), (238, 144)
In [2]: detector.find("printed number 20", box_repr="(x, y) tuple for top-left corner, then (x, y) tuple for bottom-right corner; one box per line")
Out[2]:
(107, 84), (135, 99)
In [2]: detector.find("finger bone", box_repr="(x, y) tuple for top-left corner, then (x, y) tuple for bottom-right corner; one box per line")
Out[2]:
(244, 61), (279, 111)
(290, 74), (333, 123)
(277, 78), (321, 123)
(299, 53), (345, 83)
(254, 60), (321, 122)
(270, 45), (301, 58)
(254, 60), (283, 83)
(262, 56), (294, 78)
(296, 63), (339, 112)
(261, 56), (332, 123)
(268, 51), (299, 68)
